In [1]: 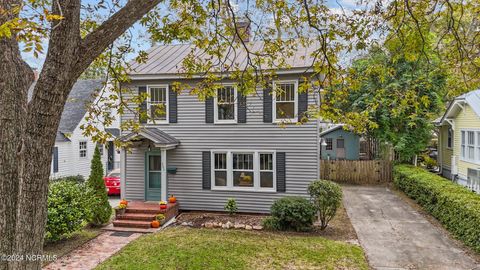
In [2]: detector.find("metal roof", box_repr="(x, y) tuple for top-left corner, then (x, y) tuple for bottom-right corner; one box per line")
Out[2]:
(128, 40), (320, 76)
(121, 128), (180, 147)
(438, 89), (480, 126)
(319, 124), (346, 136)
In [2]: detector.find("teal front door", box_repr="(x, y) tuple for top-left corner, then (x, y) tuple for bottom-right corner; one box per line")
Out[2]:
(146, 152), (162, 201)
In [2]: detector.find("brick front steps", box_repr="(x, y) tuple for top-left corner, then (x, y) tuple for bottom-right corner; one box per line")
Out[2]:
(112, 201), (179, 230)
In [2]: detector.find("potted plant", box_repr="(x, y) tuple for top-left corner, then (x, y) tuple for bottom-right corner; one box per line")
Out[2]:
(151, 220), (160, 228)
(168, 194), (177, 204)
(120, 199), (128, 207)
(115, 203), (127, 217)
(156, 213), (166, 224)
(159, 200), (167, 210)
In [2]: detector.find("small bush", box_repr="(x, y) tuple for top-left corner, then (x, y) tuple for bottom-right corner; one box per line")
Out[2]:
(224, 198), (238, 215)
(394, 164), (480, 253)
(87, 147), (112, 226)
(51, 175), (85, 183)
(262, 216), (281, 231)
(308, 180), (342, 230)
(46, 180), (92, 242)
(269, 197), (316, 232)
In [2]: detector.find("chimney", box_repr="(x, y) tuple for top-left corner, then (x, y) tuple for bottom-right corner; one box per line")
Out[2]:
(234, 19), (250, 43)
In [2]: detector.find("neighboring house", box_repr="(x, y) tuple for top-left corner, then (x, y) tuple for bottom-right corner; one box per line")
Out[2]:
(119, 40), (329, 213)
(436, 89), (480, 193)
(36, 80), (121, 179)
(319, 125), (360, 160)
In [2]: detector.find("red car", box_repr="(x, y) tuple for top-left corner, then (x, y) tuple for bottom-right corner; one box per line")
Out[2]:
(104, 169), (121, 195)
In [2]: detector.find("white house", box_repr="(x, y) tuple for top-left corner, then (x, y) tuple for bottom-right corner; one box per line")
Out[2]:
(29, 79), (120, 179)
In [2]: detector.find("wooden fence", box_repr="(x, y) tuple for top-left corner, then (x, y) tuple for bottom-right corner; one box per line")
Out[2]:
(320, 160), (393, 184)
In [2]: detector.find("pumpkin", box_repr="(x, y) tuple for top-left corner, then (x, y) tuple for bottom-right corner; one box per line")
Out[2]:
(160, 204), (167, 210)
(168, 195), (177, 203)
(151, 220), (160, 228)
(120, 200), (128, 206)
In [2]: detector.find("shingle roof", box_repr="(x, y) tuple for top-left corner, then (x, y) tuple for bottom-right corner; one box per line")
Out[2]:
(29, 79), (105, 141)
(121, 128), (180, 146)
(106, 128), (120, 138)
(128, 40), (320, 76)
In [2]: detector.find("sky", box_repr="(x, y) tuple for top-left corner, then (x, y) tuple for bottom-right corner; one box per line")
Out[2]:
(23, 0), (360, 69)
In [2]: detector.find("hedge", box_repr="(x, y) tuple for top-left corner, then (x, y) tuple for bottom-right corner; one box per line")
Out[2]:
(394, 164), (480, 253)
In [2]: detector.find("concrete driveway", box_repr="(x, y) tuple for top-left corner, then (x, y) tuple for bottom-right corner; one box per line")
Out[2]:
(343, 186), (479, 270)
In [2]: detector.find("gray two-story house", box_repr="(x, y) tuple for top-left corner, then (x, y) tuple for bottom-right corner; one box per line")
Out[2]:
(119, 41), (326, 213)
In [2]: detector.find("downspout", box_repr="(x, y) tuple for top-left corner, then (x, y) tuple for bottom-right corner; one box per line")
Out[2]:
(316, 90), (321, 180)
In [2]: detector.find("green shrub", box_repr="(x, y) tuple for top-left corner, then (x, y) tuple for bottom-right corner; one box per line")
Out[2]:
(308, 180), (342, 230)
(51, 175), (85, 183)
(394, 164), (480, 253)
(262, 216), (281, 231)
(87, 146), (112, 226)
(46, 180), (92, 242)
(269, 197), (316, 232)
(224, 198), (238, 215)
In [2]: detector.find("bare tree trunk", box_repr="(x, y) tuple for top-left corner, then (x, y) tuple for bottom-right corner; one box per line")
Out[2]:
(0, 1), (34, 269)
(0, 1), (161, 269)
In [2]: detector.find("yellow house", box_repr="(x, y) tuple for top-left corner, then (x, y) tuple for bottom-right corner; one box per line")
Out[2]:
(436, 89), (480, 193)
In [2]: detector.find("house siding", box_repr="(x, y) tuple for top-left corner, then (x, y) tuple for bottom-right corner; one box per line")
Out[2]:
(122, 77), (321, 213)
(438, 125), (453, 169)
(453, 105), (480, 179)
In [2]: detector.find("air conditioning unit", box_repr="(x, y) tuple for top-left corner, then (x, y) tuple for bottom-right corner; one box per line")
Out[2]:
(467, 168), (480, 194)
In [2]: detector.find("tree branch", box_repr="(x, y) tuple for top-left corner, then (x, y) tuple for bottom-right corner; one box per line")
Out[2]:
(76, 0), (162, 73)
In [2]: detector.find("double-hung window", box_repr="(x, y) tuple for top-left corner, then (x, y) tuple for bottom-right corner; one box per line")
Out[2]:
(79, 141), (87, 158)
(467, 131), (475, 160)
(148, 85), (168, 123)
(214, 85), (237, 123)
(212, 151), (276, 191)
(273, 81), (298, 122)
(214, 153), (227, 187)
(460, 129), (480, 164)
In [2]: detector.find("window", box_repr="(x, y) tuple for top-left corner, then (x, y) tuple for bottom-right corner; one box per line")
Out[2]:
(233, 153), (254, 187)
(447, 128), (453, 148)
(273, 81), (298, 121)
(468, 131), (475, 160)
(79, 141), (87, 158)
(148, 85), (168, 122)
(214, 85), (237, 123)
(211, 151), (276, 191)
(260, 153), (274, 188)
(214, 153), (227, 186)
(325, 138), (333, 150)
(460, 129), (480, 164)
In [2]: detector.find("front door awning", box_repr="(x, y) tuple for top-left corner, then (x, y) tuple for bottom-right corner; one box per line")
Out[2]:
(120, 128), (180, 149)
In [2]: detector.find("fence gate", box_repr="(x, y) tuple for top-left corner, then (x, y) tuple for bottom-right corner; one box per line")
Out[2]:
(320, 160), (392, 184)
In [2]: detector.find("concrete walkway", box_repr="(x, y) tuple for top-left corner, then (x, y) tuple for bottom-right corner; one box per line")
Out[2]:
(343, 186), (479, 270)
(43, 231), (141, 270)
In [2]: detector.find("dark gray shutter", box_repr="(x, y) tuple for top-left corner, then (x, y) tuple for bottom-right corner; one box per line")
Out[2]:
(169, 87), (177, 123)
(263, 85), (272, 123)
(238, 91), (247, 123)
(298, 90), (308, 122)
(138, 86), (147, 123)
(53, 147), (59, 173)
(205, 97), (214, 123)
(202, 151), (211, 189)
(276, 152), (286, 192)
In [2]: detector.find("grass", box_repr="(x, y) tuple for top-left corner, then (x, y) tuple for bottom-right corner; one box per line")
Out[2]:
(43, 227), (102, 266)
(96, 227), (368, 270)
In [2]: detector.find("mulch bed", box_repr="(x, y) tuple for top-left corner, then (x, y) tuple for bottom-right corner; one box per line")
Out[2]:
(174, 202), (359, 243)
(175, 212), (265, 227)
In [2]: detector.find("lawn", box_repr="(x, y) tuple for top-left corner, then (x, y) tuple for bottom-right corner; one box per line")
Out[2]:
(96, 227), (368, 270)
